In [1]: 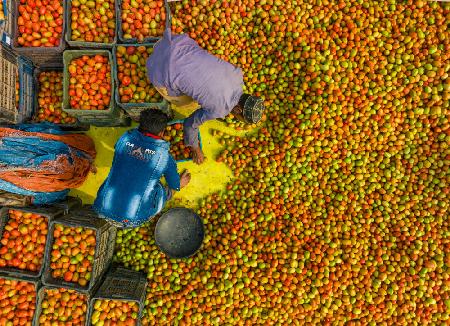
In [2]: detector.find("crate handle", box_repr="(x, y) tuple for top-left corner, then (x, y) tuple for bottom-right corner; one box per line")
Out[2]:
(111, 293), (125, 299)
(60, 280), (87, 289)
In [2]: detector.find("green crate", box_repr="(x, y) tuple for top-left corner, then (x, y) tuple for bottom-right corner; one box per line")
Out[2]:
(65, 0), (117, 48)
(112, 43), (167, 121)
(91, 107), (132, 127)
(70, 106), (130, 127)
(87, 265), (147, 326)
(62, 50), (120, 126)
(0, 198), (82, 279)
(42, 208), (117, 294)
(122, 104), (172, 122)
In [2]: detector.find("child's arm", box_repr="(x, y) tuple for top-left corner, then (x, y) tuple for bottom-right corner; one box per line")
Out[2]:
(164, 155), (181, 191)
(164, 155), (191, 195)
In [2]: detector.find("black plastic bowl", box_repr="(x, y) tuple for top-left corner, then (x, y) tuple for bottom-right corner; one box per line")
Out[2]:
(154, 207), (204, 259)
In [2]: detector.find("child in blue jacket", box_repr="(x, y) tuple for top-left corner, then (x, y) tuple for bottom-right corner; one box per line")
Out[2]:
(93, 109), (191, 228)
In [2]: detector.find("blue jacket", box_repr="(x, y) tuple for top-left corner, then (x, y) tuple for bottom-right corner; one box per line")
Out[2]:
(93, 129), (180, 227)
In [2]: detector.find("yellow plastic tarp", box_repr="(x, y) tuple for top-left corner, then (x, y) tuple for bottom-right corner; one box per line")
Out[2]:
(69, 118), (249, 209)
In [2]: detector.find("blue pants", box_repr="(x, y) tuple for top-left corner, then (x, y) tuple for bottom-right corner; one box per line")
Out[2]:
(100, 185), (173, 229)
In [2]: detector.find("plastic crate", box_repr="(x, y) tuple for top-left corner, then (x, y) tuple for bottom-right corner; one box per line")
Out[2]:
(112, 43), (168, 121)
(62, 50), (123, 126)
(87, 265), (147, 325)
(0, 43), (16, 120)
(10, 0), (66, 67)
(66, 106), (130, 127)
(167, 119), (203, 163)
(68, 107), (131, 127)
(42, 208), (117, 293)
(34, 66), (90, 131)
(65, 0), (117, 48)
(0, 43), (35, 124)
(116, 0), (167, 44)
(0, 198), (82, 279)
(34, 285), (91, 326)
(91, 107), (132, 127)
(122, 103), (172, 122)
(0, 0), (13, 45)
(0, 274), (41, 325)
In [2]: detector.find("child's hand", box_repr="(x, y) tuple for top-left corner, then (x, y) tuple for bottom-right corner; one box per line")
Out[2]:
(180, 170), (191, 188)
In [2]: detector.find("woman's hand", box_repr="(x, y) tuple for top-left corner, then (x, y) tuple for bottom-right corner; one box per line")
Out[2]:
(192, 147), (205, 165)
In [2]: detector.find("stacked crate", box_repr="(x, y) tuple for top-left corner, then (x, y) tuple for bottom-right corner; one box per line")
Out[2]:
(0, 0), (181, 127)
(86, 265), (147, 326)
(0, 0), (171, 126)
(0, 42), (34, 124)
(0, 198), (81, 324)
(0, 0), (12, 45)
(0, 203), (149, 325)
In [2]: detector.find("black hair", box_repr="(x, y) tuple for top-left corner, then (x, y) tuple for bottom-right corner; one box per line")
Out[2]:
(139, 109), (169, 134)
(237, 93), (251, 108)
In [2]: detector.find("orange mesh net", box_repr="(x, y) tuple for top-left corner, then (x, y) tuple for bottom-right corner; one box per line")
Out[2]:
(0, 127), (96, 192)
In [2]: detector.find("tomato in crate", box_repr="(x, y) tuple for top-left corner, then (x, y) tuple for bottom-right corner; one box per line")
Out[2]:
(67, 55), (111, 111)
(36, 287), (88, 325)
(118, 0), (166, 42)
(42, 209), (116, 293)
(69, 0), (115, 44)
(0, 210), (47, 273)
(86, 265), (147, 325)
(91, 299), (139, 325)
(16, 0), (63, 47)
(11, 0), (66, 66)
(0, 277), (39, 325)
(36, 70), (77, 124)
(0, 200), (81, 278)
(116, 45), (162, 104)
(49, 224), (97, 287)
